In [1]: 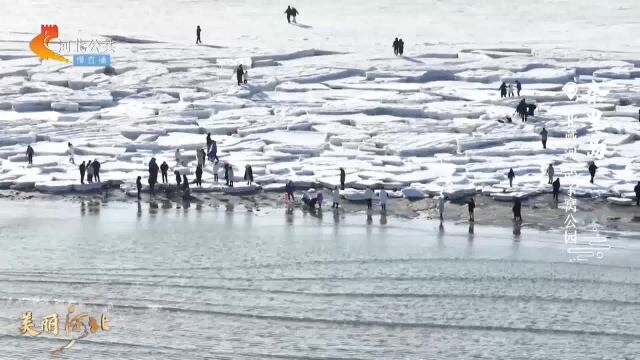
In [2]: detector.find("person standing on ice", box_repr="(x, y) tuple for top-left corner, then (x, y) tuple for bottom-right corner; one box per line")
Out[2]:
(392, 38), (399, 56)
(507, 168), (515, 187)
(26, 145), (34, 165)
(546, 164), (554, 184)
(206, 133), (213, 153)
(243, 69), (248, 85)
(227, 164), (234, 187)
(92, 159), (101, 182)
(236, 65), (244, 86)
(291, 7), (299, 23)
(634, 181), (640, 206)
(552, 178), (561, 201)
(516, 99), (528, 122)
(512, 198), (522, 222)
(79, 161), (86, 184)
(196, 25), (202, 44)
(316, 191), (324, 209)
(223, 163), (229, 186)
(588, 161), (598, 184)
(213, 160), (219, 183)
(285, 180), (295, 201)
(438, 196), (446, 220)
(339, 167), (346, 190)
(244, 165), (253, 185)
(160, 161), (169, 183)
(379, 189), (389, 212)
(467, 197), (475, 222)
(195, 165), (203, 187)
(365, 187), (374, 209)
(499, 82), (507, 98)
(175, 148), (183, 166)
(136, 176), (142, 200)
(332, 186), (340, 208)
(174, 170), (182, 190)
(196, 148), (205, 168)
(148, 157), (159, 195)
(540, 127), (548, 149)
(67, 142), (75, 164)
(507, 83), (514, 97)
(398, 39), (405, 56)
(86, 160), (94, 183)
(516, 80), (522, 97)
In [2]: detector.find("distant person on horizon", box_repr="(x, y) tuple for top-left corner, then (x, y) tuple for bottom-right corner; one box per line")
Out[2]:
(398, 39), (404, 55)
(499, 82), (507, 98)
(552, 178), (561, 201)
(136, 176), (142, 200)
(160, 161), (169, 183)
(588, 161), (598, 184)
(507, 168), (515, 187)
(634, 181), (640, 206)
(285, 6), (293, 23)
(195, 165), (203, 187)
(26, 145), (34, 165)
(546, 164), (554, 184)
(467, 197), (475, 222)
(332, 186), (340, 208)
(339, 167), (345, 190)
(540, 127), (548, 149)
(512, 198), (522, 222)
(196, 25), (202, 44)
(236, 65), (244, 86)
(516, 80), (522, 96)
(79, 161), (86, 184)
(86, 160), (94, 183)
(393, 38), (399, 56)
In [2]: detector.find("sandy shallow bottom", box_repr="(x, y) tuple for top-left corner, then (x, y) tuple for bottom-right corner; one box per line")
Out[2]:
(0, 199), (639, 359)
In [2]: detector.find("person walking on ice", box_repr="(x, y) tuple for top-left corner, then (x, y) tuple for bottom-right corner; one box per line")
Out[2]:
(540, 127), (548, 149)
(365, 186), (374, 209)
(136, 176), (142, 200)
(227, 164), (234, 187)
(499, 82), (507, 98)
(393, 38), (399, 56)
(507, 168), (515, 188)
(516, 80), (522, 97)
(79, 161), (86, 184)
(196, 25), (202, 44)
(213, 160), (219, 183)
(438, 196), (446, 220)
(160, 161), (169, 183)
(26, 145), (34, 165)
(291, 7), (299, 23)
(175, 148), (183, 166)
(588, 161), (598, 184)
(339, 167), (345, 190)
(467, 197), (475, 222)
(552, 178), (560, 202)
(244, 165), (253, 185)
(236, 65), (244, 86)
(284, 6), (293, 23)
(546, 164), (554, 184)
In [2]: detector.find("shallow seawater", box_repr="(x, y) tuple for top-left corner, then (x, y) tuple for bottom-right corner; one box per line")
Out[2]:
(0, 199), (639, 359)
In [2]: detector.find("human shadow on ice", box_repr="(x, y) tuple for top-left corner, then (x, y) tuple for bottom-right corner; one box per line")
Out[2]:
(291, 23), (312, 29)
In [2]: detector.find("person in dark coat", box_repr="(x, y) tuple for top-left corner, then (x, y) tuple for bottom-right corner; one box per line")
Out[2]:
(507, 168), (515, 187)
(515, 80), (522, 97)
(512, 198), (522, 221)
(79, 161), (86, 184)
(552, 178), (561, 201)
(635, 181), (640, 206)
(206, 133), (213, 153)
(92, 160), (101, 182)
(285, 180), (295, 201)
(540, 127), (548, 149)
(224, 163), (230, 186)
(467, 197), (475, 222)
(516, 99), (528, 122)
(136, 176), (142, 200)
(339, 167), (346, 190)
(26, 145), (34, 164)
(160, 161), (169, 183)
(588, 161), (598, 184)
(196, 25), (202, 44)
(393, 38), (399, 56)
(236, 65), (244, 86)
(195, 165), (203, 187)
(244, 165), (253, 185)
(527, 103), (537, 116)
(499, 82), (507, 98)
(148, 158), (159, 194)
(174, 170), (182, 190)
(291, 7), (299, 23)
(284, 6), (293, 23)
(398, 39), (404, 55)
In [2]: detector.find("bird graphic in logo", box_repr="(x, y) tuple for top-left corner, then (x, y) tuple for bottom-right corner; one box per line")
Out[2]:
(30, 25), (70, 63)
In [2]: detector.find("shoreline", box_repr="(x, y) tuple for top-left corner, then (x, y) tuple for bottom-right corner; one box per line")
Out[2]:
(2, 183), (640, 237)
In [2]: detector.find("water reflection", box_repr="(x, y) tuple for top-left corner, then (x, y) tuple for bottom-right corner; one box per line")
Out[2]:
(513, 220), (522, 240)
(379, 213), (387, 225)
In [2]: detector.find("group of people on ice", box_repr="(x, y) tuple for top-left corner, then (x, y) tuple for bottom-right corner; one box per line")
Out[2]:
(284, 6), (300, 23)
(392, 38), (405, 56)
(499, 80), (522, 98)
